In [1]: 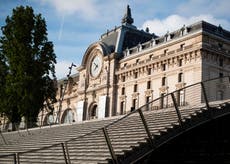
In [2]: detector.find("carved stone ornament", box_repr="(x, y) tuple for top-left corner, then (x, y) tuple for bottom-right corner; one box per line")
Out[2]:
(159, 86), (169, 93)
(119, 95), (127, 101)
(132, 92), (139, 99)
(145, 89), (153, 96)
(175, 83), (186, 90)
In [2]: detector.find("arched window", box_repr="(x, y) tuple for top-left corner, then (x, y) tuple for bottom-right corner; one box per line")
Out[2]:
(90, 105), (98, 119)
(43, 113), (54, 126)
(61, 109), (73, 124)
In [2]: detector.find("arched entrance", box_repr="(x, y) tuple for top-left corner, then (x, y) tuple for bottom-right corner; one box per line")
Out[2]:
(89, 104), (98, 120)
(61, 108), (74, 124)
(43, 113), (54, 126)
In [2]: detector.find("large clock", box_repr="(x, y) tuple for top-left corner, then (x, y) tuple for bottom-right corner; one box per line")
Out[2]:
(90, 53), (102, 78)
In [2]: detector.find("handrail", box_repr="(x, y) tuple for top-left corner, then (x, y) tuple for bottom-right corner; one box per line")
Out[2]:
(0, 76), (229, 163)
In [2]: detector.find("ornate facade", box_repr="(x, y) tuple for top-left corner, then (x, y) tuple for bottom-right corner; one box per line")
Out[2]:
(24, 6), (230, 127)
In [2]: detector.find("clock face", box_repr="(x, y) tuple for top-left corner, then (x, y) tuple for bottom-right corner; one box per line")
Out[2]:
(90, 54), (102, 78)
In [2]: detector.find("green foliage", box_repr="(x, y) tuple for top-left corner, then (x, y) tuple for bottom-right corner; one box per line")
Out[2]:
(0, 48), (8, 113)
(0, 6), (57, 128)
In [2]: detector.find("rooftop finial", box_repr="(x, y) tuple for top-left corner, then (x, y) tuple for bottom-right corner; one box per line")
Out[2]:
(122, 5), (134, 25)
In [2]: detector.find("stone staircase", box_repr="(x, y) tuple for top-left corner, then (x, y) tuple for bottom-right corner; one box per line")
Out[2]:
(0, 104), (214, 164)
(0, 76), (230, 163)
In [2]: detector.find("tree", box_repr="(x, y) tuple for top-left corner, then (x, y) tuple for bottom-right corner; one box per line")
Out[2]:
(0, 50), (7, 115)
(0, 6), (57, 130)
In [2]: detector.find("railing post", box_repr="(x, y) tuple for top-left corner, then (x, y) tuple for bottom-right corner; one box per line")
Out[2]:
(201, 82), (210, 109)
(13, 153), (17, 164)
(16, 153), (20, 164)
(64, 141), (71, 164)
(102, 127), (118, 164)
(0, 130), (7, 145)
(137, 108), (154, 147)
(61, 143), (68, 164)
(171, 93), (183, 126)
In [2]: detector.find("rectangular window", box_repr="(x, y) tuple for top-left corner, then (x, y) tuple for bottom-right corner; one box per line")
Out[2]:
(134, 72), (138, 79)
(121, 75), (125, 82)
(148, 68), (152, 75)
(147, 81), (151, 89)
(179, 59), (183, 67)
(134, 84), (138, 92)
(146, 96), (151, 111)
(120, 101), (124, 115)
(121, 87), (125, 95)
(160, 93), (165, 109)
(219, 58), (223, 67)
(178, 73), (183, 82)
(219, 72), (223, 77)
(162, 63), (166, 71)
(132, 99), (137, 110)
(162, 77), (166, 86)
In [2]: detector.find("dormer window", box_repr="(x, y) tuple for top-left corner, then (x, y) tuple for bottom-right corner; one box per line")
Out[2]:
(164, 32), (169, 42)
(180, 43), (185, 50)
(164, 49), (168, 55)
(180, 25), (186, 36)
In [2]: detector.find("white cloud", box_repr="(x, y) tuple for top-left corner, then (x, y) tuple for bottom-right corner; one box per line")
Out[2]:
(41, 0), (99, 20)
(142, 14), (230, 36)
(55, 60), (78, 79)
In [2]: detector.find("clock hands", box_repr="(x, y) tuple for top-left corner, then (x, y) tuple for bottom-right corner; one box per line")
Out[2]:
(93, 62), (98, 70)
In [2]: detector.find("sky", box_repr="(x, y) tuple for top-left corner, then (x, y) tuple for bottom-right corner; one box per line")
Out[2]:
(0, 0), (230, 79)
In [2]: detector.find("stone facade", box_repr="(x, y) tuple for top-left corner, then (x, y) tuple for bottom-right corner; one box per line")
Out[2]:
(2, 6), (229, 129)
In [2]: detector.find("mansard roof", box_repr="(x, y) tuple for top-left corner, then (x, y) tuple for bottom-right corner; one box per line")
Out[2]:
(99, 25), (155, 55)
(121, 20), (230, 59)
(81, 6), (230, 66)
(81, 5), (156, 61)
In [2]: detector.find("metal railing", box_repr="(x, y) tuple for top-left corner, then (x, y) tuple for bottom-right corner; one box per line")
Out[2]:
(0, 76), (230, 163)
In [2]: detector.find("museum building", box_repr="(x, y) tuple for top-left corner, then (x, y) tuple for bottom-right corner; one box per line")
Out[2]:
(8, 6), (229, 128)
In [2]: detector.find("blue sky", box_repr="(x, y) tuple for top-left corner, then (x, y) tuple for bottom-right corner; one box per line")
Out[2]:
(0, 0), (229, 79)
